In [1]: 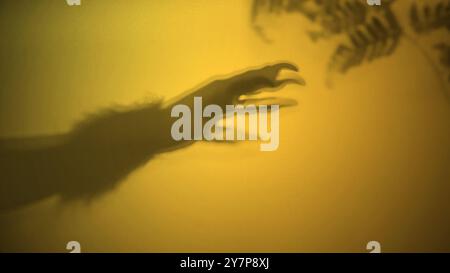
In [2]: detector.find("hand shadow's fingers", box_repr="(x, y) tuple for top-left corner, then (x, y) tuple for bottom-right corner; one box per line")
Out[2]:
(274, 77), (306, 88)
(238, 97), (298, 108)
(267, 62), (299, 73)
(254, 77), (306, 94)
(235, 76), (305, 98)
(241, 63), (299, 83)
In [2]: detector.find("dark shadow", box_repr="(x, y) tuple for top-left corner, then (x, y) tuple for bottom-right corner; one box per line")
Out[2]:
(0, 62), (304, 211)
(252, 0), (450, 100)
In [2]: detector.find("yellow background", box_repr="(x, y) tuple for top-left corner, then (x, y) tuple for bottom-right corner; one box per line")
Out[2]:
(0, 0), (449, 252)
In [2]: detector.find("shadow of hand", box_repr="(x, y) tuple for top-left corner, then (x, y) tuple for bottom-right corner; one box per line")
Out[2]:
(168, 62), (304, 110)
(0, 62), (305, 211)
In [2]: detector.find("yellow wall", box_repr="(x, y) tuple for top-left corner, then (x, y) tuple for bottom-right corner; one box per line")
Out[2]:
(0, 0), (449, 252)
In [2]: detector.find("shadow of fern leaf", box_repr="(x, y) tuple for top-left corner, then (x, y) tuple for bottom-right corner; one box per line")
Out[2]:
(327, 10), (402, 81)
(410, 0), (450, 33)
(251, 0), (371, 42)
(435, 42), (450, 82)
(250, 0), (446, 94)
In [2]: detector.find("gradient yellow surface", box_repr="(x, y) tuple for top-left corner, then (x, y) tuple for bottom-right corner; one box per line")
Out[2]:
(0, 0), (449, 252)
